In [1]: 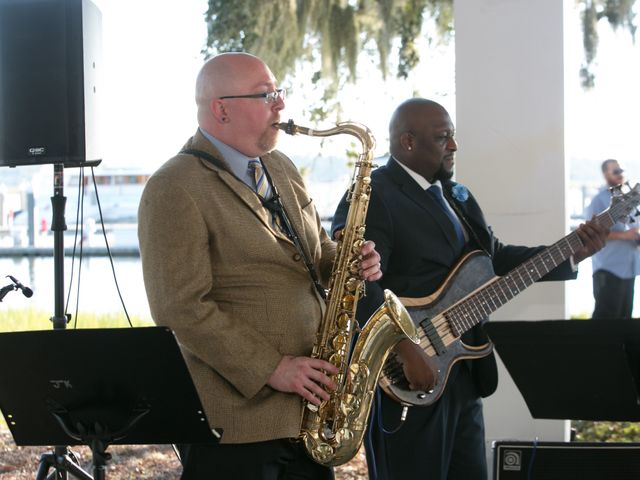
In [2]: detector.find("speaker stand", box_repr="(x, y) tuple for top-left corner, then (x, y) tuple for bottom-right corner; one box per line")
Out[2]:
(36, 162), (100, 480)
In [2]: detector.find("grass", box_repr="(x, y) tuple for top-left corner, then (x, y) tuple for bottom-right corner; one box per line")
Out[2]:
(0, 308), (153, 332)
(574, 420), (640, 442)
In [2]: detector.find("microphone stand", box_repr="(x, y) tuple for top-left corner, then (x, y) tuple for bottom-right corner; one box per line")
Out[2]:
(0, 283), (16, 302)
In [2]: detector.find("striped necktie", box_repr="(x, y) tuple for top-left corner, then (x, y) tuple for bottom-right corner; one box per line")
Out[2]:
(427, 184), (465, 250)
(248, 159), (285, 232)
(248, 159), (271, 199)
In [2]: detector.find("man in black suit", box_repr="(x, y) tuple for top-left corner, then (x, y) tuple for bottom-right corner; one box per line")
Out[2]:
(331, 98), (607, 480)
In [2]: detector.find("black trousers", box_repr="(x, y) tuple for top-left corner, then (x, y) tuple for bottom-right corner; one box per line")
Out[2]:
(177, 438), (334, 480)
(592, 269), (635, 320)
(365, 363), (487, 480)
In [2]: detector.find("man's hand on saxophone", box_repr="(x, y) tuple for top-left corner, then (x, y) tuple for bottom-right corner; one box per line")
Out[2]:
(267, 356), (339, 406)
(334, 230), (383, 283)
(359, 240), (383, 282)
(266, 240), (383, 407)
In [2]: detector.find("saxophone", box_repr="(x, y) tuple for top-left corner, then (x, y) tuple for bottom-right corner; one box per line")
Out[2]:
(277, 120), (419, 466)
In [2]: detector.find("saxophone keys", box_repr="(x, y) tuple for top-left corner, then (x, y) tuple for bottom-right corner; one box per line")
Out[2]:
(336, 428), (354, 447)
(339, 394), (357, 416)
(348, 260), (360, 275)
(345, 277), (360, 293)
(336, 312), (350, 329)
(341, 294), (355, 310)
(351, 239), (364, 254)
(349, 362), (370, 390)
(331, 332), (349, 350)
(328, 352), (343, 368)
(311, 442), (335, 463)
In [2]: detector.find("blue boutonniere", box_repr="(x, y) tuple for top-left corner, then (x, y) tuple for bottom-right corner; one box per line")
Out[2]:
(451, 184), (469, 202)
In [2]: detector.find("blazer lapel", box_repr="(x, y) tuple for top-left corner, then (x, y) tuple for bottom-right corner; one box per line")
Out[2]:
(260, 153), (300, 243)
(186, 131), (287, 238)
(386, 159), (461, 250)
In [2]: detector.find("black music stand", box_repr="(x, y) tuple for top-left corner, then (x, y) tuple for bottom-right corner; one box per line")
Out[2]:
(0, 326), (222, 480)
(484, 319), (640, 421)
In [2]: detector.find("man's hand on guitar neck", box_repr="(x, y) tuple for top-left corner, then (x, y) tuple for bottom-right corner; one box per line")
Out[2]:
(573, 216), (609, 264)
(394, 339), (438, 392)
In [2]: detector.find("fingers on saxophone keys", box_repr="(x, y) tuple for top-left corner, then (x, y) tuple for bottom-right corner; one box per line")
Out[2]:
(297, 359), (338, 404)
(364, 266), (382, 281)
(358, 241), (382, 281)
(304, 381), (331, 406)
(311, 358), (339, 376)
(309, 369), (337, 393)
(360, 263), (382, 281)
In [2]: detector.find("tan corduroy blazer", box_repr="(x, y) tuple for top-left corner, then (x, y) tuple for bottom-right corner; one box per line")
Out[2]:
(138, 130), (336, 443)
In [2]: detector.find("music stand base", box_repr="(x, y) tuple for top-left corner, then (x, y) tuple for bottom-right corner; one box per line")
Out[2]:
(36, 449), (93, 480)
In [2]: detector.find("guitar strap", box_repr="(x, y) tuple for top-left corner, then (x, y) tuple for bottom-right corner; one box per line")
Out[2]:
(180, 148), (327, 300)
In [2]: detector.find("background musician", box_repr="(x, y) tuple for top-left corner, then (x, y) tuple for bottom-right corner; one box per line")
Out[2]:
(332, 98), (608, 480)
(585, 159), (640, 320)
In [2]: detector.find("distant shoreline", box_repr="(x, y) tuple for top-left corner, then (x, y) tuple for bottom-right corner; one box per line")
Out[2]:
(0, 246), (139, 257)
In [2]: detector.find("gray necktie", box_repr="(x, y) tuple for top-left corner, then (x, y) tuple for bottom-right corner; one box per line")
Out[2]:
(427, 184), (465, 249)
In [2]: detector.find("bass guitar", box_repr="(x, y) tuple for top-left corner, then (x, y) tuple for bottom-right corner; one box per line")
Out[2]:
(379, 183), (640, 407)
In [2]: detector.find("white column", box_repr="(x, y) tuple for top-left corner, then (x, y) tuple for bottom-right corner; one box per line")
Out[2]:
(454, 0), (571, 473)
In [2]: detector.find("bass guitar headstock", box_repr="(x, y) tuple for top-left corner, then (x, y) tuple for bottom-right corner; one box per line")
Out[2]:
(609, 183), (640, 224)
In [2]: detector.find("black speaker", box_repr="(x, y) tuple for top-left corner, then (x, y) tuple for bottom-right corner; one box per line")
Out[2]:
(493, 441), (640, 480)
(0, 0), (101, 168)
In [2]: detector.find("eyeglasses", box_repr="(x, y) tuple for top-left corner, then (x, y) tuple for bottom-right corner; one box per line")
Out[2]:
(219, 89), (286, 104)
(613, 168), (624, 175)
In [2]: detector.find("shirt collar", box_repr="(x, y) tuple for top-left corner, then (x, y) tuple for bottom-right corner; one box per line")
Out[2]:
(393, 157), (442, 191)
(199, 127), (258, 173)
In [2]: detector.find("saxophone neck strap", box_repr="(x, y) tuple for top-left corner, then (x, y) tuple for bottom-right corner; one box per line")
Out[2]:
(180, 148), (229, 172)
(260, 163), (328, 300)
(181, 148), (327, 300)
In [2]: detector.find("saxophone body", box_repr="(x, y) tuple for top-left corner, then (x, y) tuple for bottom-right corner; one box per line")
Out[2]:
(277, 120), (419, 466)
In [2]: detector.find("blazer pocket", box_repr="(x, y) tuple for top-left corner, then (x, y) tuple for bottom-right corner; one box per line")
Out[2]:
(300, 197), (313, 210)
(300, 198), (321, 233)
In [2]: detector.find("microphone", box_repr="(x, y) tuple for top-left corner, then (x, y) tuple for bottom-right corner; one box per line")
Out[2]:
(7, 275), (33, 298)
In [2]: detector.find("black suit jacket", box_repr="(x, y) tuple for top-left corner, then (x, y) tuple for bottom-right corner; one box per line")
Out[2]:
(332, 157), (577, 398)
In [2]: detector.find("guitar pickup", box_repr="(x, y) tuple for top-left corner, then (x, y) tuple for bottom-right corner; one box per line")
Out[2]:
(422, 319), (447, 356)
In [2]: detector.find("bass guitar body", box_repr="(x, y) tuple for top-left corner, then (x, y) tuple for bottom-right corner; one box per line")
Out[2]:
(379, 251), (495, 407)
(380, 183), (640, 407)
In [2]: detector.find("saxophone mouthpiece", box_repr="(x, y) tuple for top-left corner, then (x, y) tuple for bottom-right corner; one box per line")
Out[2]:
(277, 119), (298, 135)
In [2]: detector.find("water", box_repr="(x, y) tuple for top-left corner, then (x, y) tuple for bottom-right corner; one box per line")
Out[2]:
(0, 256), (151, 322)
(1, 255), (638, 325)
